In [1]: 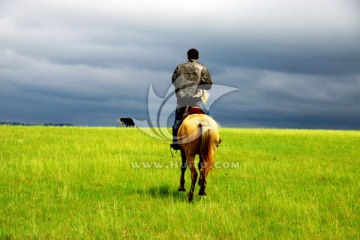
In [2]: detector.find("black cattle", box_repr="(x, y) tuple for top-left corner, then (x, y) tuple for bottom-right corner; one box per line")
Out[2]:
(119, 118), (136, 127)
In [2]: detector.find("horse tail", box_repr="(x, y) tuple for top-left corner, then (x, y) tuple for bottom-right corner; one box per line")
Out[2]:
(199, 122), (215, 172)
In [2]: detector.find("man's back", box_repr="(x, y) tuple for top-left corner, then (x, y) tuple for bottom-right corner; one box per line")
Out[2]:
(172, 59), (212, 106)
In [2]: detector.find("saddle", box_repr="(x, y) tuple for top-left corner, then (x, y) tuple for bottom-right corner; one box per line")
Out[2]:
(175, 106), (204, 130)
(185, 106), (203, 116)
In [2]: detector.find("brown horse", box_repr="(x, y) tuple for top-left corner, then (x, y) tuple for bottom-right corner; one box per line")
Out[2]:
(177, 114), (220, 202)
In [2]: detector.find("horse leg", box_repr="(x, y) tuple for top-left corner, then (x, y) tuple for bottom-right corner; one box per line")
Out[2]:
(178, 149), (186, 191)
(198, 157), (207, 196)
(187, 156), (198, 202)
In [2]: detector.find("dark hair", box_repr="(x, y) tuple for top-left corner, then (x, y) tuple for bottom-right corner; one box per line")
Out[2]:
(187, 48), (199, 60)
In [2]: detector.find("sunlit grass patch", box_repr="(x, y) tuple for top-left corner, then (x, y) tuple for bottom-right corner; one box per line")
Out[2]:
(1, 126), (359, 239)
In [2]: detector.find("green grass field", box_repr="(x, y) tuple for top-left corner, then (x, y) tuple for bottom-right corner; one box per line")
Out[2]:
(1, 126), (359, 239)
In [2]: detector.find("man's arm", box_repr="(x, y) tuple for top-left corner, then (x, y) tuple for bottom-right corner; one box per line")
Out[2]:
(199, 67), (212, 90)
(172, 65), (181, 84)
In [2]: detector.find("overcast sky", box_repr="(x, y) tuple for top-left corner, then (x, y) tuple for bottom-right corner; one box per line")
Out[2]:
(1, 0), (359, 129)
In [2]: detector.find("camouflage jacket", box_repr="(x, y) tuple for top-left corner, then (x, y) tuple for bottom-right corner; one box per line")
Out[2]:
(172, 59), (212, 107)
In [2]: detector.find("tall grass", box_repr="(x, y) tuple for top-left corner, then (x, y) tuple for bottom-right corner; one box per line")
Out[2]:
(1, 126), (359, 239)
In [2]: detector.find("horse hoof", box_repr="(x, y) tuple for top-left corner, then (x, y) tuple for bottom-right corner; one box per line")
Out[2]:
(198, 191), (207, 196)
(178, 187), (186, 192)
(188, 194), (194, 202)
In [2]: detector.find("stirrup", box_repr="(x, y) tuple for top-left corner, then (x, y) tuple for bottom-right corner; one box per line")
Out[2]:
(170, 143), (181, 151)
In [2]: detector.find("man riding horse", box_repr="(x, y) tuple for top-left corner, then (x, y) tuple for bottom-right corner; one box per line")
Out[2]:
(171, 48), (212, 150)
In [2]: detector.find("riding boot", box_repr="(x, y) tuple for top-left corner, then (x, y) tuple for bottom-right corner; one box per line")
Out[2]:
(170, 106), (187, 150)
(170, 125), (181, 150)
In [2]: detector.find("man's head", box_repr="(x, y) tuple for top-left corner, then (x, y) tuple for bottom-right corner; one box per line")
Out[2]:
(187, 48), (199, 60)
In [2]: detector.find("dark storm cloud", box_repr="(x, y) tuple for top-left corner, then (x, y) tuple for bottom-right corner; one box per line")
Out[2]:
(0, 0), (359, 128)
(210, 68), (360, 129)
